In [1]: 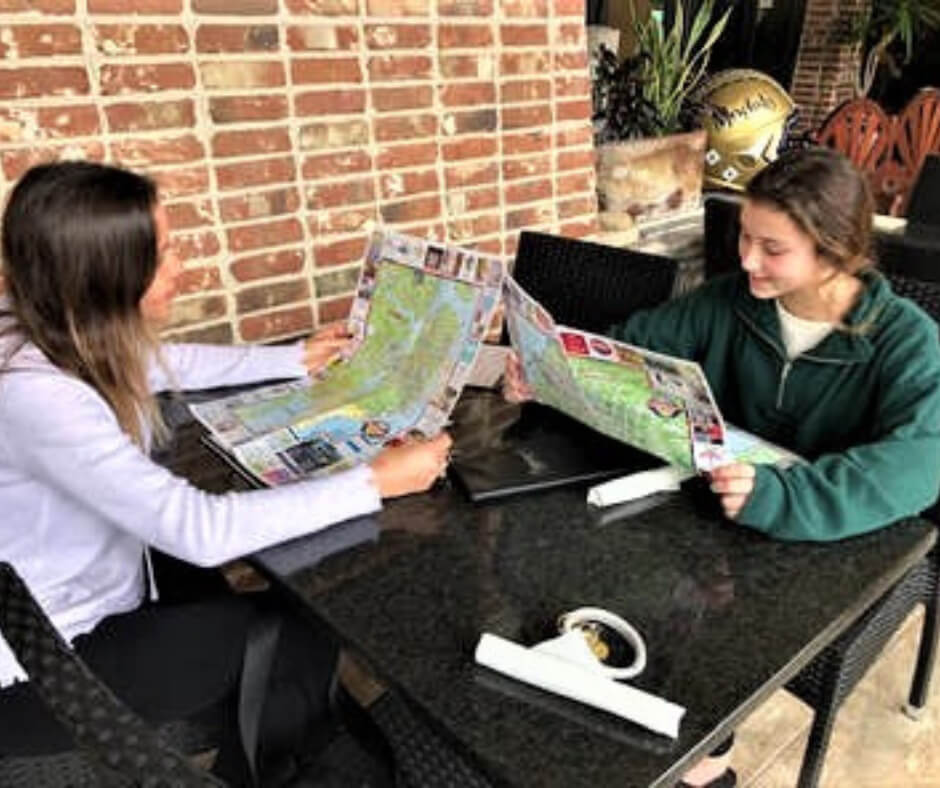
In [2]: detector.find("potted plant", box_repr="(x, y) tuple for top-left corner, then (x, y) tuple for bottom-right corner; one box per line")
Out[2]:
(593, 0), (731, 233)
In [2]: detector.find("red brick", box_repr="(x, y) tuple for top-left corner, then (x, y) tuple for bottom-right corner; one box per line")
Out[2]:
(292, 57), (361, 84)
(193, 0), (275, 11)
(557, 171), (593, 195)
(555, 51), (588, 70)
(555, 75), (590, 97)
(379, 169), (438, 200)
(439, 0), (493, 15)
(444, 161), (497, 189)
(500, 24), (547, 46)
(439, 54), (491, 78)
(502, 0), (547, 15)
(448, 213), (500, 240)
(503, 129), (550, 154)
(152, 166), (210, 199)
(440, 82), (495, 107)
(165, 199), (215, 229)
(111, 134), (204, 166)
(557, 99), (591, 122)
(506, 204), (552, 230)
(374, 142), (436, 171)
(215, 156), (295, 191)
(441, 136), (497, 161)
(553, 0), (583, 14)
(227, 217), (304, 253)
(506, 179), (552, 204)
(503, 155), (550, 181)
(364, 24), (431, 49)
(474, 237), (502, 254)
(95, 24), (188, 55)
(500, 78), (550, 102)
(236, 278), (309, 314)
(557, 149), (593, 171)
(100, 63), (194, 95)
(287, 24), (358, 50)
(200, 61), (284, 89)
(209, 95), (287, 124)
(446, 108), (497, 135)
(312, 205), (378, 234)
(165, 322), (233, 344)
(177, 265), (222, 295)
(500, 52), (550, 75)
(196, 24), (278, 53)
(89, 0), (180, 10)
(1, 142), (103, 180)
(560, 218), (597, 237)
(0, 66), (88, 99)
(556, 22), (584, 46)
(0, 105), (99, 142)
(106, 99), (194, 132)
(285, 0), (357, 13)
(294, 88), (365, 116)
(368, 55), (431, 81)
(502, 104), (551, 130)
(372, 85), (433, 112)
(366, 0), (428, 13)
(212, 127), (291, 158)
(172, 230), (221, 261)
(0, 0), (74, 12)
(0, 24), (80, 57)
(373, 114), (437, 142)
(302, 150), (372, 178)
(167, 295), (226, 330)
(555, 125), (592, 147)
(240, 305), (313, 342)
(317, 296), (352, 325)
(380, 195), (440, 224)
(558, 195), (596, 219)
(299, 119), (368, 150)
(231, 248), (305, 283)
(306, 178), (374, 209)
(439, 24), (492, 48)
(314, 236), (367, 267)
(219, 187), (301, 222)
(461, 186), (499, 211)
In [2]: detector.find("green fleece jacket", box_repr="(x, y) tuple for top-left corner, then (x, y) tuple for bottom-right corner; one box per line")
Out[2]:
(608, 271), (940, 542)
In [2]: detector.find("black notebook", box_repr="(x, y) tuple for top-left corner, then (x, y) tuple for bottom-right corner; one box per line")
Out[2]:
(448, 391), (664, 503)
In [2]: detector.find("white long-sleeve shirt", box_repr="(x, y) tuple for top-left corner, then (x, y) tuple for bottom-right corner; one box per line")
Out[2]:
(0, 332), (382, 687)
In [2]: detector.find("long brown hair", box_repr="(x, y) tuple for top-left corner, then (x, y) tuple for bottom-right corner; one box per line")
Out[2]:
(1, 161), (166, 446)
(746, 147), (875, 276)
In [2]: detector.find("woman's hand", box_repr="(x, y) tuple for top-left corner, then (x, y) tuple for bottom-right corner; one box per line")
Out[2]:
(708, 463), (756, 519)
(303, 322), (354, 376)
(369, 433), (453, 498)
(502, 351), (534, 403)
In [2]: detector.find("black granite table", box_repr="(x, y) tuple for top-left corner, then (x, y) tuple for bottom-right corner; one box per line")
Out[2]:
(159, 392), (937, 788)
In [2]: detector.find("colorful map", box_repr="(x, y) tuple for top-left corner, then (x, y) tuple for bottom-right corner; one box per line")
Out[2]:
(192, 229), (504, 486)
(504, 278), (800, 472)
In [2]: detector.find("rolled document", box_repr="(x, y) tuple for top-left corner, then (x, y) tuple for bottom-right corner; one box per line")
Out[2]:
(475, 632), (685, 738)
(586, 465), (693, 508)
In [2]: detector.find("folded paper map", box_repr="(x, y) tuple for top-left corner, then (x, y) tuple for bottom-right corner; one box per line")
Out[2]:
(503, 277), (801, 473)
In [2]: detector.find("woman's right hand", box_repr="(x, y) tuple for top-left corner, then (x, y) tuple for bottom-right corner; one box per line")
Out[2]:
(502, 351), (534, 403)
(369, 433), (453, 498)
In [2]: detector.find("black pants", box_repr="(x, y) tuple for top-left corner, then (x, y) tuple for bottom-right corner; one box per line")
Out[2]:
(0, 554), (339, 786)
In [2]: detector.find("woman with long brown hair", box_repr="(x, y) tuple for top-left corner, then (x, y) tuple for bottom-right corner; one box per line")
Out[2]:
(0, 161), (450, 785)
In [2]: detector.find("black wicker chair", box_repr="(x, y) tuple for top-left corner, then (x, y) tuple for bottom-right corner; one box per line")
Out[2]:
(0, 561), (225, 787)
(510, 230), (681, 334)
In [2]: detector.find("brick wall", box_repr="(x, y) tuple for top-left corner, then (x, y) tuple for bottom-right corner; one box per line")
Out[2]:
(789, 0), (865, 133)
(0, 0), (598, 343)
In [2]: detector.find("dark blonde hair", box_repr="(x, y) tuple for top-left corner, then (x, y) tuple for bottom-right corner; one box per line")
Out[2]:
(746, 147), (874, 276)
(1, 161), (165, 446)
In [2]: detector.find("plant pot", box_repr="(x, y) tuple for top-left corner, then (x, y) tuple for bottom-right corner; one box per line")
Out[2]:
(595, 129), (707, 228)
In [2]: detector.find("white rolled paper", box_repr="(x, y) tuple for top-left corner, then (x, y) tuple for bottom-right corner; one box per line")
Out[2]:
(586, 466), (693, 508)
(474, 632), (685, 738)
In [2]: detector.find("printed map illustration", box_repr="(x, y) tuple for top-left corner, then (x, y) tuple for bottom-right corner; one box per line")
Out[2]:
(192, 229), (505, 486)
(504, 278), (800, 472)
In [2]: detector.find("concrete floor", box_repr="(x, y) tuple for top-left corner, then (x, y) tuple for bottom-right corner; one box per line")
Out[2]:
(735, 607), (939, 787)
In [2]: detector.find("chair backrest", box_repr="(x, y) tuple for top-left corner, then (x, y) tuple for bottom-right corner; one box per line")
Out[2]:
(703, 192), (743, 281)
(511, 231), (679, 334)
(906, 154), (940, 229)
(0, 562), (223, 787)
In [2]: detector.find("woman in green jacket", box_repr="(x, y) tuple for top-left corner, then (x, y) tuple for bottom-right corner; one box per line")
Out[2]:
(509, 146), (940, 544)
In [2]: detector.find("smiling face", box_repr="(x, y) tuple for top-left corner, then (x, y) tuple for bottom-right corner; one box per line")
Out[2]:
(738, 198), (836, 301)
(139, 203), (182, 325)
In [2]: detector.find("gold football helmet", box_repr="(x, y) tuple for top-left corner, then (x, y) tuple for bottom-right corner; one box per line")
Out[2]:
(699, 69), (796, 191)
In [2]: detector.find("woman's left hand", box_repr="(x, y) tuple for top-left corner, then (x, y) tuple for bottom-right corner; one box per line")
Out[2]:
(708, 463), (756, 519)
(303, 322), (354, 375)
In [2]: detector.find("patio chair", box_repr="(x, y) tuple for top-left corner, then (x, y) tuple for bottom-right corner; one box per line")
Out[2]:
(510, 230), (681, 334)
(0, 560), (224, 787)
